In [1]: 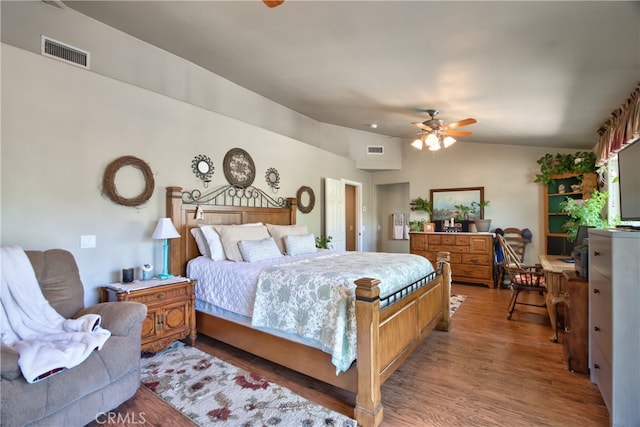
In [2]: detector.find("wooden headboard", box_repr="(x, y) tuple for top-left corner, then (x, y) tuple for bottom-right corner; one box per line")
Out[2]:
(166, 186), (297, 276)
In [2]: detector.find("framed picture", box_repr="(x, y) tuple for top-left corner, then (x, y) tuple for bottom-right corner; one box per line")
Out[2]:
(430, 187), (485, 220)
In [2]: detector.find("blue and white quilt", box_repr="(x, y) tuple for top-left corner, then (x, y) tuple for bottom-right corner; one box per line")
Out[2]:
(251, 251), (434, 373)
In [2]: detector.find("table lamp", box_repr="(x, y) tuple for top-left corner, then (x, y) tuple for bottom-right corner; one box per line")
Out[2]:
(151, 218), (180, 279)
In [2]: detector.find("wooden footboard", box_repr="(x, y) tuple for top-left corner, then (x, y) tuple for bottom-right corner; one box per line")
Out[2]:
(166, 186), (451, 427)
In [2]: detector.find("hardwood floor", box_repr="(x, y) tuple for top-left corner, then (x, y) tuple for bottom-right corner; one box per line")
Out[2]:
(89, 284), (609, 426)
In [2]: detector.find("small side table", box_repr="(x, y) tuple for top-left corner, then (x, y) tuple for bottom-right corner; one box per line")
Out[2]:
(101, 278), (197, 353)
(539, 255), (575, 342)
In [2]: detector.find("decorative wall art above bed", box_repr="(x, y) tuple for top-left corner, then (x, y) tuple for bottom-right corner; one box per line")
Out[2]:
(265, 167), (280, 193)
(296, 186), (315, 213)
(191, 154), (214, 187)
(102, 155), (155, 207)
(223, 148), (255, 188)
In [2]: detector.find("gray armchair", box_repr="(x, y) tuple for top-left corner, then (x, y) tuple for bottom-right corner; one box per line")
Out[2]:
(1, 249), (147, 426)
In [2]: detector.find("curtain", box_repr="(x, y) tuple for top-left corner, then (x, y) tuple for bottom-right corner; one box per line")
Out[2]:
(596, 84), (640, 165)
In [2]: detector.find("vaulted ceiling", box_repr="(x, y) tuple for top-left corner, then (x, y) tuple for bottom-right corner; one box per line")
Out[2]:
(65, 0), (639, 149)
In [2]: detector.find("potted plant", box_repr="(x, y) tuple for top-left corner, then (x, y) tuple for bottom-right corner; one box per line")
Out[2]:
(408, 219), (426, 232)
(472, 200), (491, 232)
(559, 190), (613, 242)
(410, 197), (432, 215)
(315, 235), (333, 249)
(534, 151), (597, 185)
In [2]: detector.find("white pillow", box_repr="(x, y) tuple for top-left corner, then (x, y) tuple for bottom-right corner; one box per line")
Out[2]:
(190, 228), (211, 258)
(284, 233), (317, 256)
(214, 224), (270, 262)
(238, 237), (283, 262)
(198, 224), (226, 261)
(266, 224), (309, 254)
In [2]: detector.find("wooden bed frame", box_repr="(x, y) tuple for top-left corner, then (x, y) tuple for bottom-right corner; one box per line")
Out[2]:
(166, 186), (451, 426)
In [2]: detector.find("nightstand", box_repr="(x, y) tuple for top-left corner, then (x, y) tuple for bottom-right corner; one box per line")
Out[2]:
(101, 278), (196, 352)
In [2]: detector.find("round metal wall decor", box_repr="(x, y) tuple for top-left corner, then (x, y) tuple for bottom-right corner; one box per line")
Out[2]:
(265, 167), (280, 192)
(191, 154), (214, 187)
(296, 186), (315, 213)
(102, 155), (155, 207)
(223, 148), (255, 188)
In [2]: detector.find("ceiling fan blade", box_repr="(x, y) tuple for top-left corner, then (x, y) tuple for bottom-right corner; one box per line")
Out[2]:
(263, 0), (284, 7)
(411, 122), (432, 132)
(444, 129), (472, 137)
(446, 118), (477, 129)
(390, 131), (427, 139)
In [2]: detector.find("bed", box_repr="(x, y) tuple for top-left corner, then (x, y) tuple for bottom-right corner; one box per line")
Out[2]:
(166, 185), (451, 427)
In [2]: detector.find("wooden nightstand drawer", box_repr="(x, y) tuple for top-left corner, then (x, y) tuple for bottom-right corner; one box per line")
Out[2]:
(101, 279), (197, 353)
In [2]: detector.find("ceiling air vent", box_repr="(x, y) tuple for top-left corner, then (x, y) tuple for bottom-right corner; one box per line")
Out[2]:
(41, 36), (90, 69)
(367, 145), (384, 155)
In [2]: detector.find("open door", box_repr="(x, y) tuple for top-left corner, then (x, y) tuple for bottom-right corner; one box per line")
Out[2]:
(325, 177), (362, 251)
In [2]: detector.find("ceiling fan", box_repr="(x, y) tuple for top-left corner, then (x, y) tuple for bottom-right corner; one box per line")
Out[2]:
(409, 109), (477, 151)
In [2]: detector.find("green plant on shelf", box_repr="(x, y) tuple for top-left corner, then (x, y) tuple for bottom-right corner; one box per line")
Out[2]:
(534, 151), (596, 185)
(409, 197), (432, 215)
(559, 190), (615, 242)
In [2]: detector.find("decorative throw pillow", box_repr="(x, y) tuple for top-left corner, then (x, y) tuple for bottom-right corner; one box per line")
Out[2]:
(190, 228), (211, 258)
(214, 224), (270, 262)
(284, 233), (317, 256)
(198, 224), (226, 261)
(238, 237), (283, 262)
(266, 224), (309, 254)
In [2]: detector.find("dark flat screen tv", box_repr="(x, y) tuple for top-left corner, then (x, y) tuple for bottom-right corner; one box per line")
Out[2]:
(618, 139), (640, 221)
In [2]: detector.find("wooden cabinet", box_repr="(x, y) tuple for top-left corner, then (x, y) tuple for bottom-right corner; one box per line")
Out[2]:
(101, 279), (197, 353)
(562, 270), (589, 374)
(410, 232), (494, 287)
(543, 172), (596, 255)
(588, 229), (639, 426)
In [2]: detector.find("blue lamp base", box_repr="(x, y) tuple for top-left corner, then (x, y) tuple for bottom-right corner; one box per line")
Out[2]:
(155, 238), (174, 280)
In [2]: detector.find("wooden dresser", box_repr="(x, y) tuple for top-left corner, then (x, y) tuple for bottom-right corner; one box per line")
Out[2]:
(410, 232), (494, 287)
(561, 270), (589, 374)
(101, 279), (197, 353)
(588, 229), (639, 426)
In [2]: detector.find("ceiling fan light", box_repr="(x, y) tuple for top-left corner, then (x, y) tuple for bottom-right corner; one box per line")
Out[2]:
(425, 133), (439, 147)
(428, 143), (441, 151)
(411, 139), (423, 150)
(443, 136), (456, 148)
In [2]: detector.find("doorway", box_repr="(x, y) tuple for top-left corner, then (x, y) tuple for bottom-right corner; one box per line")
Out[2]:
(324, 177), (362, 251)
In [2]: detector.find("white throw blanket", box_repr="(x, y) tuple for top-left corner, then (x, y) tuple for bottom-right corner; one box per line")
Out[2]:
(0, 246), (110, 383)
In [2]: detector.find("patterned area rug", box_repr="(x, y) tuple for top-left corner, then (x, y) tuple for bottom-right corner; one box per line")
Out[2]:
(450, 294), (467, 316)
(141, 343), (356, 426)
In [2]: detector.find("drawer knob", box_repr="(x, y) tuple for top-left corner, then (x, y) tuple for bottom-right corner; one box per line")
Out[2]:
(593, 288), (600, 294)
(594, 326), (601, 332)
(594, 363), (600, 370)
(593, 251), (601, 256)
(157, 293), (164, 299)
(565, 327), (571, 333)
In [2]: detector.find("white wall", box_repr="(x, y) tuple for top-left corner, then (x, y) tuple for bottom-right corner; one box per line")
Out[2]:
(1, 44), (372, 305)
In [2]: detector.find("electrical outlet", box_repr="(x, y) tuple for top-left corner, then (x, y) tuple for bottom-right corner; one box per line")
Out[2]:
(80, 235), (96, 248)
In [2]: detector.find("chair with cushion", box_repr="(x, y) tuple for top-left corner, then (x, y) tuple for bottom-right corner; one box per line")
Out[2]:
(1, 249), (147, 426)
(495, 227), (528, 288)
(497, 235), (546, 320)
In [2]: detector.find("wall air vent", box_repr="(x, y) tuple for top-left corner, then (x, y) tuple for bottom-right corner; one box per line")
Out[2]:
(41, 36), (90, 69)
(367, 145), (384, 155)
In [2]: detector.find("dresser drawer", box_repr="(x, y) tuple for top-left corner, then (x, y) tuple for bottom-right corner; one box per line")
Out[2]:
(591, 343), (612, 412)
(455, 264), (492, 280)
(454, 235), (470, 245)
(589, 235), (612, 279)
(461, 253), (492, 266)
(590, 271), (612, 363)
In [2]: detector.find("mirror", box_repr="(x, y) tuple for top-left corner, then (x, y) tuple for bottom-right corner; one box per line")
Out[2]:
(265, 167), (280, 193)
(191, 154), (214, 187)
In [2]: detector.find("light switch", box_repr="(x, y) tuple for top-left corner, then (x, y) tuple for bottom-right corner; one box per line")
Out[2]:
(80, 235), (96, 248)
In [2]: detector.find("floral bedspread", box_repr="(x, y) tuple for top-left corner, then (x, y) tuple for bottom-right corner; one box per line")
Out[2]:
(251, 251), (434, 373)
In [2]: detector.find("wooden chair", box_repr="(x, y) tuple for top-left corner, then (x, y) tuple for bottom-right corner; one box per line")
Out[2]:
(496, 228), (528, 288)
(497, 234), (546, 320)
